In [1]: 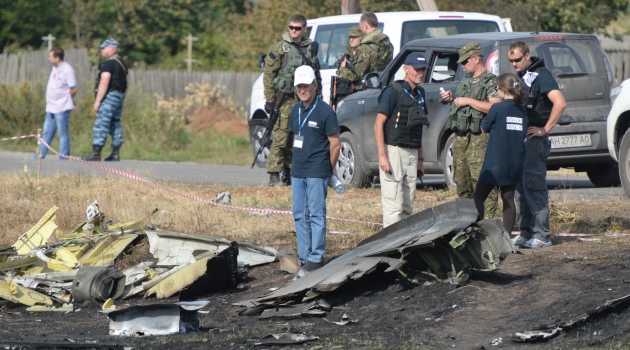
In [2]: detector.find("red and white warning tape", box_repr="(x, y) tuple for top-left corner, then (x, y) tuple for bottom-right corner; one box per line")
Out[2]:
(0, 133), (40, 142)
(34, 136), (382, 227)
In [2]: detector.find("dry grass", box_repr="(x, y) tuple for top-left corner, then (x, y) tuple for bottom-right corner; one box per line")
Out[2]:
(1, 172), (629, 259)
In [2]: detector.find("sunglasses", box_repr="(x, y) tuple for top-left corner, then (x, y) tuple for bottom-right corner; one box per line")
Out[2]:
(509, 55), (525, 63)
(288, 25), (303, 31)
(461, 56), (474, 65)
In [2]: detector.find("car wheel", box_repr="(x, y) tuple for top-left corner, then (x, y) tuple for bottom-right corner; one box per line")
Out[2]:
(337, 132), (371, 188)
(618, 129), (630, 196)
(585, 163), (620, 187)
(249, 124), (269, 168)
(441, 133), (456, 189)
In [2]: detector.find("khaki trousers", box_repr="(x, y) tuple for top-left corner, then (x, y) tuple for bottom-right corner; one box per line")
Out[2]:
(379, 145), (418, 227)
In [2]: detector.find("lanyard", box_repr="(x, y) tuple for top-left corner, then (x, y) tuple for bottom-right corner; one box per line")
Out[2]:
(298, 97), (318, 135)
(402, 88), (424, 105)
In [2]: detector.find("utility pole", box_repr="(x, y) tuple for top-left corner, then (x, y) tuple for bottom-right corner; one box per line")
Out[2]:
(183, 34), (198, 72)
(341, 0), (360, 15)
(42, 34), (56, 50)
(416, 0), (439, 11)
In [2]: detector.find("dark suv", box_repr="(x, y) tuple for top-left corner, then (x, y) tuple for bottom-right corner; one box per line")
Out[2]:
(335, 32), (618, 188)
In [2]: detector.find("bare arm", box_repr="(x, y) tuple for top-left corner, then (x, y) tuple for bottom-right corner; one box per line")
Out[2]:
(417, 147), (424, 175)
(69, 87), (77, 97)
(93, 72), (111, 113)
(374, 112), (390, 174)
(328, 132), (341, 172)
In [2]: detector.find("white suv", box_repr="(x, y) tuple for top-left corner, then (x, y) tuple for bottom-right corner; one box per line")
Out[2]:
(249, 11), (512, 167)
(607, 79), (630, 195)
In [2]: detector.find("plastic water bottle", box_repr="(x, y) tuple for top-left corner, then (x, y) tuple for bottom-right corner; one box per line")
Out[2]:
(330, 175), (345, 194)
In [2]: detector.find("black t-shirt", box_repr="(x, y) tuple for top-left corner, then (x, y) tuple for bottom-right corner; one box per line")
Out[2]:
(95, 56), (128, 95)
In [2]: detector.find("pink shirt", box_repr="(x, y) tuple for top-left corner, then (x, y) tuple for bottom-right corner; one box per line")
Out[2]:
(46, 61), (77, 114)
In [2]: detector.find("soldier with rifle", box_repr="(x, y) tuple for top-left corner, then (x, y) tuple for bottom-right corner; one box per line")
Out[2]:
(262, 14), (322, 186)
(331, 26), (362, 109)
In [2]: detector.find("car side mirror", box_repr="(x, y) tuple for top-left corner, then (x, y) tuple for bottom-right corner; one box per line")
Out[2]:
(363, 73), (381, 89)
(258, 54), (266, 69)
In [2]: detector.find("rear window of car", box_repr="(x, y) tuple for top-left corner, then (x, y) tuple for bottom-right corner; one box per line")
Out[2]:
(530, 41), (597, 75)
(401, 20), (500, 47)
(315, 23), (385, 69)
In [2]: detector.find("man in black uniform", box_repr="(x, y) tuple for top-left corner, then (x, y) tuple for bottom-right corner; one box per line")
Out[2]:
(83, 38), (128, 161)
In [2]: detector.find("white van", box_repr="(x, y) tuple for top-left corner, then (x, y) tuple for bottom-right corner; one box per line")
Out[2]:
(249, 11), (512, 166)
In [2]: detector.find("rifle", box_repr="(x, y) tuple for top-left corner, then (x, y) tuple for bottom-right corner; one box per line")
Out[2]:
(251, 89), (286, 169)
(329, 76), (338, 111)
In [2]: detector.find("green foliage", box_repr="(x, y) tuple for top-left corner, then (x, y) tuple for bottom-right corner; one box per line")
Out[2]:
(0, 82), (46, 136)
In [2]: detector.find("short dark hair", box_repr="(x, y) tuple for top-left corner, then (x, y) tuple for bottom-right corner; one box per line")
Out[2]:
(360, 12), (378, 28)
(508, 41), (530, 56)
(50, 47), (64, 60)
(289, 14), (307, 27)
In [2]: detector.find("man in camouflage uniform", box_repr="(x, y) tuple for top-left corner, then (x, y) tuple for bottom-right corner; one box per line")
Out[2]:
(339, 12), (393, 92)
(439, 42), (502, 218)
(264, 14), (322, 186)
(334, 25), (363, 101)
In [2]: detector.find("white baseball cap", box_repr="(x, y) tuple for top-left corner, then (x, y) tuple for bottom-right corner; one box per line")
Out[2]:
(294, 65), (316, 86)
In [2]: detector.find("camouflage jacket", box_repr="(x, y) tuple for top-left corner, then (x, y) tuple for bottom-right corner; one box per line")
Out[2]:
(263, 32), (322, 101)
(336, 45), (359, 81)
(340, 29), (393, 83)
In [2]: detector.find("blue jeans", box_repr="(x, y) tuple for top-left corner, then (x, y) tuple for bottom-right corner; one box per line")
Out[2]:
(291, 177), (329, 264)
(40, 110), (71, 159)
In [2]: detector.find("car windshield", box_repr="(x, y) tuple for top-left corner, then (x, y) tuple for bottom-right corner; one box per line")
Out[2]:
(401, 20), (500, 47)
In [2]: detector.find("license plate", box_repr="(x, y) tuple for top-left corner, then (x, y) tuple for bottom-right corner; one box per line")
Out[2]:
(549, 134), (592, 149)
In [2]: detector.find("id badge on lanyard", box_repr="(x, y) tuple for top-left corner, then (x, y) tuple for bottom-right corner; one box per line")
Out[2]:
(294, 98), (317, 149)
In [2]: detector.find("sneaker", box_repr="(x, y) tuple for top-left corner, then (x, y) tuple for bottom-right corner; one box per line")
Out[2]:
(511, 235), (528, 248)
(302, 260), (324, 271)
(522, 238), (552, 249)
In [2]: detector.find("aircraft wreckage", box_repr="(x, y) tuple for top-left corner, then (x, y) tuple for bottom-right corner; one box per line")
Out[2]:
(0, 198), (522, 338)
(237, 198), (516, 308)
(0, 201), (277, 313)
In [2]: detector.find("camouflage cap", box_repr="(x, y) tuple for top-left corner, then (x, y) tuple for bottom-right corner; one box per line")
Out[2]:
(457, 42), (482, 63)
(348, 25), (362, 37)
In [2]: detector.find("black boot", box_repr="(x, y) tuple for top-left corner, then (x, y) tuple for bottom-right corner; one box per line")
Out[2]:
(269, 173), (280, 186)
(104, 147), (120, 161)
(82, 145), (102, 161)
(281, 167), (291, 186)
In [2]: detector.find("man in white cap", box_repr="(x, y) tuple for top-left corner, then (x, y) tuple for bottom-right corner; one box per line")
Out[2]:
(83, 38), (128, 161)
(374, 52), (429, 227)
(288, 65), (341, 272)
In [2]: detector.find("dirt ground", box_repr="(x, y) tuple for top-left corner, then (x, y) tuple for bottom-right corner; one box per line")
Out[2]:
(2, 234), (630, 350)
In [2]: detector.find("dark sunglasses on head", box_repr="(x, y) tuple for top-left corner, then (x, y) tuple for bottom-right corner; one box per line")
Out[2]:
(289, 25), (303, 31)
(509, 55), (525, 63)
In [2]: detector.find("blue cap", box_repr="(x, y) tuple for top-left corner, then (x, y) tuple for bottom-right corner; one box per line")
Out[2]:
(99, 38), (119, 49)
(405, 52), (428, 69)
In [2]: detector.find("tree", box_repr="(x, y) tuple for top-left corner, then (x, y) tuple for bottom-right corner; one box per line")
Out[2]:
(0, 0), (74, 52)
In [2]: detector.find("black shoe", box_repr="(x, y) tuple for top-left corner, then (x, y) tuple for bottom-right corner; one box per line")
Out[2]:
(82, 145), (102, 161)
(302, 260), (324, 271)
(104, 147), (120, 161)
(269, 173), (280, 186)
(281, 168), (291, 186)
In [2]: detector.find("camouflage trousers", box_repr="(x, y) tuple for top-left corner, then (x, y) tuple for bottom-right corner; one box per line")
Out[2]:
(266, 95), (297, 174)
(453, 132), (500, 219)
(93, 90), (124, 147)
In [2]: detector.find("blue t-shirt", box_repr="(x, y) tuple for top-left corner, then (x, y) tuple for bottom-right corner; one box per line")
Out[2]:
(478, 99), (529, 186)
(289, 98), (340, 178)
